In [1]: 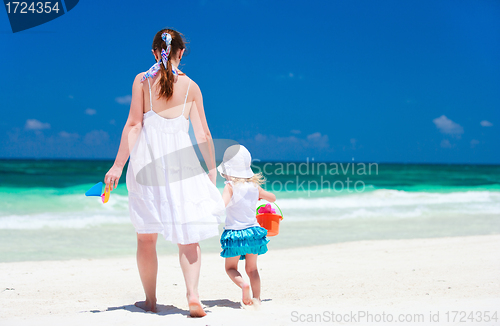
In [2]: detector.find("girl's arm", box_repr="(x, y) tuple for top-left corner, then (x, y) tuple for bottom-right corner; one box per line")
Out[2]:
(189, 82), (217, 185)
(258, 186), (276, 202)
(221, 183), (233, 207)
(104, 73), (145, 191)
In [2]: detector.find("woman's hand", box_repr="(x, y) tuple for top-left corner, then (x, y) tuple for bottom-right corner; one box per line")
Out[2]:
(105, 164), (123, 191)
(208, 169), (217, 186)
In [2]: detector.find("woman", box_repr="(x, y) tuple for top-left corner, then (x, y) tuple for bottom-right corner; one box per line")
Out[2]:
(104, 28), (224, 317)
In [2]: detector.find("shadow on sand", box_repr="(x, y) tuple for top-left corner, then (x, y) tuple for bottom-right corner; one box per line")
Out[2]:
(201, 299), (241, 309)
(91, 303), (191, 316)
(89, 298), (267, 316)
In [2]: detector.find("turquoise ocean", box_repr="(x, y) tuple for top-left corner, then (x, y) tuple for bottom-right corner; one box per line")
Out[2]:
(0, 159), (499, 262)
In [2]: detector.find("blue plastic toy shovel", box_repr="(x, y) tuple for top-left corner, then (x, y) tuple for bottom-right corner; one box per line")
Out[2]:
(85, 182), (111, 203)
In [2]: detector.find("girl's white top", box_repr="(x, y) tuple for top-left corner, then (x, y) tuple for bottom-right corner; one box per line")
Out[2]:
(224, 180), (260, 230)
(126, 76), (225, 245)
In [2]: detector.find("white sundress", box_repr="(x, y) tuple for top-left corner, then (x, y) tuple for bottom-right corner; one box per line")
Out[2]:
(126, 76), (225, 244)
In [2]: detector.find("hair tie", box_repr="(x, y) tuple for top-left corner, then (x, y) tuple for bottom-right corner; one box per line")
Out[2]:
(162, 32), (179, 77)
(161, 32), (171, 70)
(140, 32), (178, 82)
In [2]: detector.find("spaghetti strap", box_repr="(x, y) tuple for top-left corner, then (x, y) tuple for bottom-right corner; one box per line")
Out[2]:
(182, 79), (191, 116)
(147, 78), (153, 112)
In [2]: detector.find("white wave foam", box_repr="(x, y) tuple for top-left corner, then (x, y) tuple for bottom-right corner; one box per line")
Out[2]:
(273, 190), (500, 221)
(280, 190), (500, 209)
(0, 213), (130, 229)
(0, 194), (132, 229)
(0, 190), (498, 228)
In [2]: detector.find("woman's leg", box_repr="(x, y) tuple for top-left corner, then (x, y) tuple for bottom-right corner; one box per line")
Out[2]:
(244, 254), (261, 302)
(178, 243), (206, 317)
(135, 233), (158, 312)
(225, 256), (252, 305)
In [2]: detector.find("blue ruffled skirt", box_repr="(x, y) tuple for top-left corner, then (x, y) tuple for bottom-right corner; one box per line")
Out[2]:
(220, 226), (269, 260)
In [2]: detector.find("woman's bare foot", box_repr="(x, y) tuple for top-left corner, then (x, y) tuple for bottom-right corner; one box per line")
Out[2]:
(134, 300), (157, 313)
(187, 295), (206, 317)
(242, 283), (252, 305)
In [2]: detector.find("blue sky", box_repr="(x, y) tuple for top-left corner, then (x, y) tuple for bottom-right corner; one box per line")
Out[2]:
(0, 0), (498, 163)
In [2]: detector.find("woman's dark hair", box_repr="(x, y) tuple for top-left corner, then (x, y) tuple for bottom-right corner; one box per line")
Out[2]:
(152, 28), (186, 100)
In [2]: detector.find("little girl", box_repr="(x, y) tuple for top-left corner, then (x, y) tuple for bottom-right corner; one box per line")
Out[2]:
(217, 145), (276, 307)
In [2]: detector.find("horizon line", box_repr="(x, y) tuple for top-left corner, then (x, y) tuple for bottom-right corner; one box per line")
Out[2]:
(0, 157), (498, 166)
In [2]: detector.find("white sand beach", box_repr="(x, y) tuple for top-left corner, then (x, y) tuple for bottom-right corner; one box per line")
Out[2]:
(1, 235), (499, 326)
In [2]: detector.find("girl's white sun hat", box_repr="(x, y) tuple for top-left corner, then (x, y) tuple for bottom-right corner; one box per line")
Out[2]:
(217, 145), (254, 178)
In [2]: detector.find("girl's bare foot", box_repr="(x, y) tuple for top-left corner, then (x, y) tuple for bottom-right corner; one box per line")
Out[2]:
(187, 295), (206, 317)
(242, 283), (252, 305)
(135, 300), (157, 313)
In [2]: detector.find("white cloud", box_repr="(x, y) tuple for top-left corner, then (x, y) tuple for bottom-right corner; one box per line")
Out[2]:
(307, 132), (329, 148)
(59, 131), (79, 139)
(433, 115), (464, 137)
(84, 130), (110, 146)
(480, 120), (493, 127)
(255, 133), (267, 142)
(241, 131), (333, 161)
(25, 119), (50, 130)
(276, 135), (300, 144)
(290, 129), (301, 134)
(254, 132), (329, 149)
(470, 139), (480, 148)
(274, 72), (303, 80)
(350, 138), (357, 150)
(85, 108), (97, 116)
(115, 95), (132, 105)
(440, 139), (453, 148)
(4, 127), (116, 158)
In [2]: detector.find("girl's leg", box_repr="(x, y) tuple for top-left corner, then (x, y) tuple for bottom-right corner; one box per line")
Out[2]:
(245, 254), (261, 301)
(225, 256), (252, 305)
(178, 243), (206, 317)
(135, 233), (158, 312)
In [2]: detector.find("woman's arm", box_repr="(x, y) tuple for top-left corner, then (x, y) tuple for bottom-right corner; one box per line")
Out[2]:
(189, 82), (217, 185)
(104, 73), (145, 191)
(258, 186), (276, 202)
